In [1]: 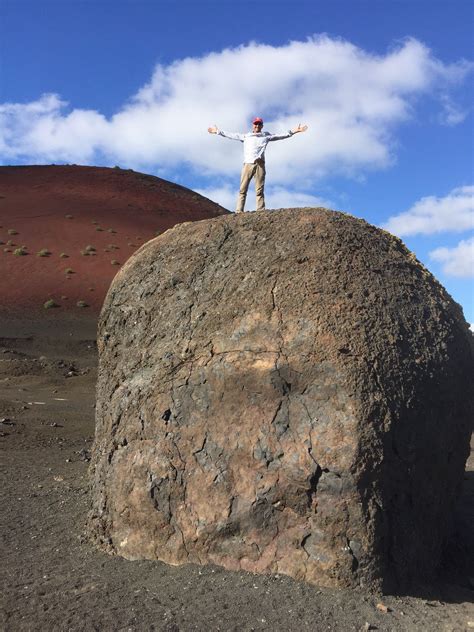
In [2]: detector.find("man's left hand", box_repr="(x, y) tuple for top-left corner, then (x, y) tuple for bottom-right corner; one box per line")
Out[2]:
(292, 124), (308, 133)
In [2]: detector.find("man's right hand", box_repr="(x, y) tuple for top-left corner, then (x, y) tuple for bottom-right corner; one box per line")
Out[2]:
(208, 125), (218, 134)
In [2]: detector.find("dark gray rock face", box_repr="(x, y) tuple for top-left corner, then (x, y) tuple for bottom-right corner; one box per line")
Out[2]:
(88, 208), (473, 590)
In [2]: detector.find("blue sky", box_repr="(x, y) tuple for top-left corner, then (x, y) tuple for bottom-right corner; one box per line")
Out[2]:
(1, 0), (473, 324)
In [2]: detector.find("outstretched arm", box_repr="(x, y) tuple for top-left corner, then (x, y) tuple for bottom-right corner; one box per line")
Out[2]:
(268, 124), (309, 142)
(208, 125), (245, 141)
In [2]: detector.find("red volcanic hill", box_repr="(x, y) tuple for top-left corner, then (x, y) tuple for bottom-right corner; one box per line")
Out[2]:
(0, 165), (229, 316)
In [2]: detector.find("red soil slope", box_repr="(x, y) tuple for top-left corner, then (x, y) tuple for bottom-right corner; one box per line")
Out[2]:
(0, 165), (229, 316)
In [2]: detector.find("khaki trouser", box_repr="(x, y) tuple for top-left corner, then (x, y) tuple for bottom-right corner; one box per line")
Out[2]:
(236, 159), (266, 212)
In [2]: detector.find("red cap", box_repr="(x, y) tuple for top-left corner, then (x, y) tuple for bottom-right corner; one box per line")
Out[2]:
(252, 117), (264, 125)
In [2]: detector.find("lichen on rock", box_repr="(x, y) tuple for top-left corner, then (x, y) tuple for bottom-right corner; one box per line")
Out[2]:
(88, 207), (473, 590)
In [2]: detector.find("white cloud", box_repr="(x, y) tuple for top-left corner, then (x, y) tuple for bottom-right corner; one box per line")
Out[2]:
(430, 236), (474, 277)
(1, 36), (472, 188)
(196, 184), (334, 211)
(263, 186), (334, 210)
(382, 185), (474, 236)
(438, 94), (469, 126)
(196, 186), (235, 211)
(0, 93), (108, 162)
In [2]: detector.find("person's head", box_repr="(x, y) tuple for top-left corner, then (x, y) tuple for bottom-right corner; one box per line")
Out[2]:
(252, 117), (264, 131)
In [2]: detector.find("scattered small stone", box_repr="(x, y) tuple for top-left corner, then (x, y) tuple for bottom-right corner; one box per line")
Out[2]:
(77, 448), (91, 462)
(64, 365), (78, 377)
(362, 623), (377, 631)
(1, 418), (15, 425)
(375, 603), (390, 613)
(65, 459), (71, 463)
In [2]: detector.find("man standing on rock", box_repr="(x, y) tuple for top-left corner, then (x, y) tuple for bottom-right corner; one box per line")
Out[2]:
(208, 118), (308, 213)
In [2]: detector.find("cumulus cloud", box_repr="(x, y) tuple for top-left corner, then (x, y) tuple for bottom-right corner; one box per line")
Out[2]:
(430, 236), (474, 277)
(382, 185), (474, 236)
(0, 93), (108, 163)
(1, 35), (472, 188)
(438, 94), (469, 126)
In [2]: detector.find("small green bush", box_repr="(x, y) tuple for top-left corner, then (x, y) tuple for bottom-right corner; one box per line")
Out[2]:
(7, 240), (15, 246)
(76, 300), (89, 308)
(37, 248), (51, 257)
(59, 253), (68, 258)
(7, 229), (18, 235)
(13, 247), (27, 256)
(64, 268), (74, 275)
(95, 227), (104, 232)
(44, 299), (59, 309)
(111, 260), (120, 266)
(65, 214), (74, 219)
(107, 228), (117, 233)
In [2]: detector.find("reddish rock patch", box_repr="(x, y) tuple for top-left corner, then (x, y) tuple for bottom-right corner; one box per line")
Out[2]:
(0, 165), (228, 316)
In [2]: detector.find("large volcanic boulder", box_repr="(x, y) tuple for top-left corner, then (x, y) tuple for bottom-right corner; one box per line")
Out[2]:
(88, 208), (473, 590)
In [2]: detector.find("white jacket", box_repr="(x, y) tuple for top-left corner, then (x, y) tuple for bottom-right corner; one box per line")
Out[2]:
(218, 129), (294, 164)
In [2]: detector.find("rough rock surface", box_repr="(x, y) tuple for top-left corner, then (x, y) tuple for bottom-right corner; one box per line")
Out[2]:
(88, 208), (473, 590)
